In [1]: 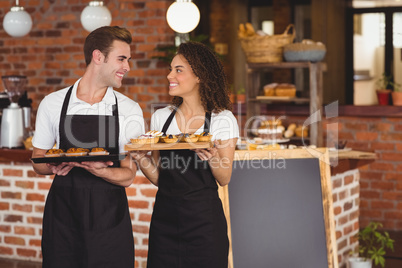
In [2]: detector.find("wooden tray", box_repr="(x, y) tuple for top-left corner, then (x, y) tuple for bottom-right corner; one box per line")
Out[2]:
(31, 154), (126, 164)
(125, 141), (213, 151)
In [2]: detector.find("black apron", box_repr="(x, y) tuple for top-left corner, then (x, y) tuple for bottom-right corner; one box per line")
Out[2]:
(147, 109), (229, 268)
(41, 86), (134, 268)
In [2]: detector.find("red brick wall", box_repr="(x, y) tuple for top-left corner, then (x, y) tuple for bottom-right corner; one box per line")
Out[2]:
(335, 116), (402, 230)
(0, 163), (157, 267)
(0, 0), (175, 126)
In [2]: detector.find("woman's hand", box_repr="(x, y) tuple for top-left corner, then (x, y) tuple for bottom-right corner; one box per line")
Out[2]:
(46, 162), (74, 176)
(129, 150), (150, 161)
(192, 141), (219, 161)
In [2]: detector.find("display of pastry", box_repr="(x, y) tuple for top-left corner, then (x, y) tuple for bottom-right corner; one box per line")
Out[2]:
(45, 148), (65, 157)
(89, 147), (109, 156)
(65, 148), (90, 156)
(295, 126), (309, 138)
(275, 83), (296, 97)
(197, 132), (212, 142)
(161, 134), (179, 143)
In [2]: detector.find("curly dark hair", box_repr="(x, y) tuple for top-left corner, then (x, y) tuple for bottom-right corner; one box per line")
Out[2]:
(171, 41), (232, 113)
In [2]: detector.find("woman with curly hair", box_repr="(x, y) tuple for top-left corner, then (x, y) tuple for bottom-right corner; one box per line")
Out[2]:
(130, 41), (239, 267)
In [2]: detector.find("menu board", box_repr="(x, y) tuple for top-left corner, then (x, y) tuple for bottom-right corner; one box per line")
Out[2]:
(220, 149), (337, 268)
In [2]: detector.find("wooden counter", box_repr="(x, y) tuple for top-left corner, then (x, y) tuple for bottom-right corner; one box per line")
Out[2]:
(0, 148), (32, 163)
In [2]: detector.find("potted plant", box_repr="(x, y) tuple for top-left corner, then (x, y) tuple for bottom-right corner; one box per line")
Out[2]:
(348, 222), (394, 268)
(236, 87), (246, 103)
(391, 82), (402, 106)
(229, 84), (236, 103)
(376, 73), (399, 105)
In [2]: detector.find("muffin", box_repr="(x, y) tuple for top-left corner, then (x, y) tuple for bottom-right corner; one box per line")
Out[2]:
(65, 148), (90, 157)
(45, 148), (65, 157)
(89, 147), (109, 156)
(197, 132), (212, 142)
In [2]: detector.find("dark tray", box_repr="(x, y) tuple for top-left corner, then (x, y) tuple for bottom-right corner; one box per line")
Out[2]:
(31, 154), (126, 164)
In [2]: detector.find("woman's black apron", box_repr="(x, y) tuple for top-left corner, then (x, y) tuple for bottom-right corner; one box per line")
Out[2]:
(41, 86), (134, 268)
(147, 109), (229, 268)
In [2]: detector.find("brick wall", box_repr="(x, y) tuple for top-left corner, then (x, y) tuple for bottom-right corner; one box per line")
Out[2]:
(0, 163), (157, 267)
(332, 169), (360, 268)
(0, 0), (175, 125)
(335, 116), (402, 230)
(0, 162), (360, 268)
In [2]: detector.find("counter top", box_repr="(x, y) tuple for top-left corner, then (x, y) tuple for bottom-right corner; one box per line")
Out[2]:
(0, 148), (32, 163)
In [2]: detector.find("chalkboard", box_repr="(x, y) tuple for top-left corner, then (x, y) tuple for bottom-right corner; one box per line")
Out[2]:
(218, 149), (337, 268)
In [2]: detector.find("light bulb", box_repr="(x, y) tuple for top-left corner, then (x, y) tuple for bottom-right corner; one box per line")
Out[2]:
(80, 1), (112, 32)
(166, 1), (200, 34)
(3, 6), (32, 37)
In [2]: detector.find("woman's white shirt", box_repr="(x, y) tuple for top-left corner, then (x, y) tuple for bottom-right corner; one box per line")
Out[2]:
(150, 106), (239, 141)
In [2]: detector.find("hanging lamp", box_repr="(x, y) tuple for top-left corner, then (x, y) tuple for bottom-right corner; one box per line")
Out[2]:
(3, 0), (33, 37)
(80, 1), (112, 32)
(166, 0), (200, 34)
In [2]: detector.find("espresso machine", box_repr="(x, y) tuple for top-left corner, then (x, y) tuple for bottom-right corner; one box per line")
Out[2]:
(1, 75), (27, 148)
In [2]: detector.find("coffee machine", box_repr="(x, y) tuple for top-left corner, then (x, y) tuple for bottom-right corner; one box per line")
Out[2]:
(1, 75), (27, 148)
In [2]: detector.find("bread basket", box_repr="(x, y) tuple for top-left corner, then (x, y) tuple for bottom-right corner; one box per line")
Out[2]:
(239, 24), (295, 63)
(283, 39), (326, 62)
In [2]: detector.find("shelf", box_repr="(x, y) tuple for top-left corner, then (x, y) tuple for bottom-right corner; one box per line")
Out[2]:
(245, 61), (325, 147)
(246, 61), (327, 71)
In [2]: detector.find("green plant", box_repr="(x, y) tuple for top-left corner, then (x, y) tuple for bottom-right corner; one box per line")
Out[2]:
(356, 222), (394, 267)
(376, 73), (401, 92)
(237, 87), (245, 95)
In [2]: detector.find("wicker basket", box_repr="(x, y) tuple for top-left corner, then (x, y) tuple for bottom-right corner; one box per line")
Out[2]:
(239, 24), (295, 63)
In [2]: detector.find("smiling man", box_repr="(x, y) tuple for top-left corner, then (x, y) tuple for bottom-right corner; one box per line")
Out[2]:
(31, 26), (144, 268)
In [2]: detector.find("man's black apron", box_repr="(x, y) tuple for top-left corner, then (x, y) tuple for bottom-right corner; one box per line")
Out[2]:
(41, 86), (134, 268)
(147, 109), (229, 268)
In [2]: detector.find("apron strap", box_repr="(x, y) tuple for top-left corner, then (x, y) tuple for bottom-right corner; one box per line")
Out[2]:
(161, 108), (177, 135)
(204, 112), (211, 133)
(59, 85), (74, 128)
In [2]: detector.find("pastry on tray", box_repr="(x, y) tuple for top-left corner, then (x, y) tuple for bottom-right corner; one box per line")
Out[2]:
(197, 132), (212, 142)
(45, 148), (65, 157)
(161, 134), (179, 143)
(183, 133), (199, 143)
(65, 148), (90, 157)
(89, 147), (109, 156)
(131, 130), (163, 144)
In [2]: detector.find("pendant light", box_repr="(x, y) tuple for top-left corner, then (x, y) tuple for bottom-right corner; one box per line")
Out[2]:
(3, 0), (33, 37)
(166, 0), (200, 34)
(80, 1), (112, 32)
